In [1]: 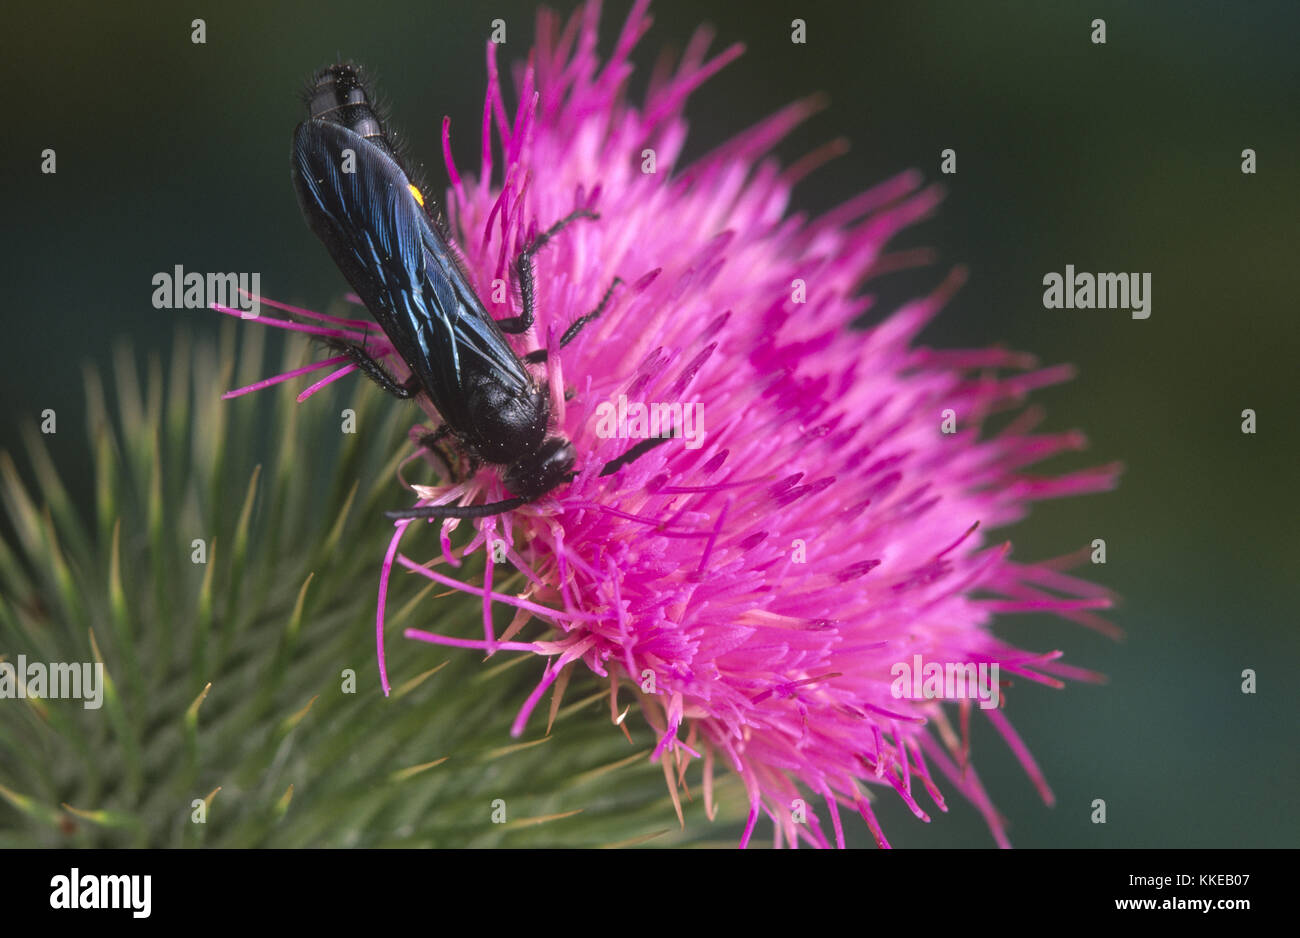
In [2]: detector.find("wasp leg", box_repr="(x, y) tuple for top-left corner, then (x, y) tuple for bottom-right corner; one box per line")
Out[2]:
(559, 276), (623, 347)
(522, 275), (624, 365)
(325, 338), (419, 399)
(416, 424), (459, 482)
(498, 209), (600, 335)
(418, 424), (453, 448)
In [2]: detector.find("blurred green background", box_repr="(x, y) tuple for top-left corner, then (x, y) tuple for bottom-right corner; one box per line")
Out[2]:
(1, 0), (1296, 847)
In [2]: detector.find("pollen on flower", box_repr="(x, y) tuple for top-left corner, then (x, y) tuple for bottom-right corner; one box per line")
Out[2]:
(221, 0), (1120, 848)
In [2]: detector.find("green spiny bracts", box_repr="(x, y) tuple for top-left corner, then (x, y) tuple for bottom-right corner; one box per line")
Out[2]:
(0, 324), (742, 847)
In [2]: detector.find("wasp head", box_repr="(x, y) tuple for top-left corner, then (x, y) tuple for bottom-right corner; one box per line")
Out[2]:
(504, 437), (576, 500)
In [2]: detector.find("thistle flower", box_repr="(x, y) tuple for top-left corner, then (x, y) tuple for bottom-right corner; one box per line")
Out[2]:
(220, 0), (1119, 847)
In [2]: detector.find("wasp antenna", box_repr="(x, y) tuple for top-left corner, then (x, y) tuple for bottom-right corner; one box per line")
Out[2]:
(599, 434), (674, 476)
(387, 495), (531, 521)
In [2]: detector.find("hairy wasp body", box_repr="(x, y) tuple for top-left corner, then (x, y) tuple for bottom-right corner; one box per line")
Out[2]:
(291, 64), (626, 518)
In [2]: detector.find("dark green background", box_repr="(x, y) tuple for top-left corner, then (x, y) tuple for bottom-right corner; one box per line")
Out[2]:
(2, 0), (1296, 847)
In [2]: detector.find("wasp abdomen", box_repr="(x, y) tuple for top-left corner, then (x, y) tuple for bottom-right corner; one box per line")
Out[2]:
(305, 64), (397, 160)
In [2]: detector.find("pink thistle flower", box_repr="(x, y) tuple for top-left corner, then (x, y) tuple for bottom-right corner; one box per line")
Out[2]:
(220, 0), (1120, 847)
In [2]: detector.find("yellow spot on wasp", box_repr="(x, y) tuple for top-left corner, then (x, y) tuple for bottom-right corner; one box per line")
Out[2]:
(408, 184), (425, 207)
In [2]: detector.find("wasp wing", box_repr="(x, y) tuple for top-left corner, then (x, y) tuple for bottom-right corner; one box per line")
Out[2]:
(291, 119), (532, 431)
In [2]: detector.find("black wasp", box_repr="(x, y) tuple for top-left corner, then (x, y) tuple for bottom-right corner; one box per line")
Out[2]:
(292, 63), (658, 519)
